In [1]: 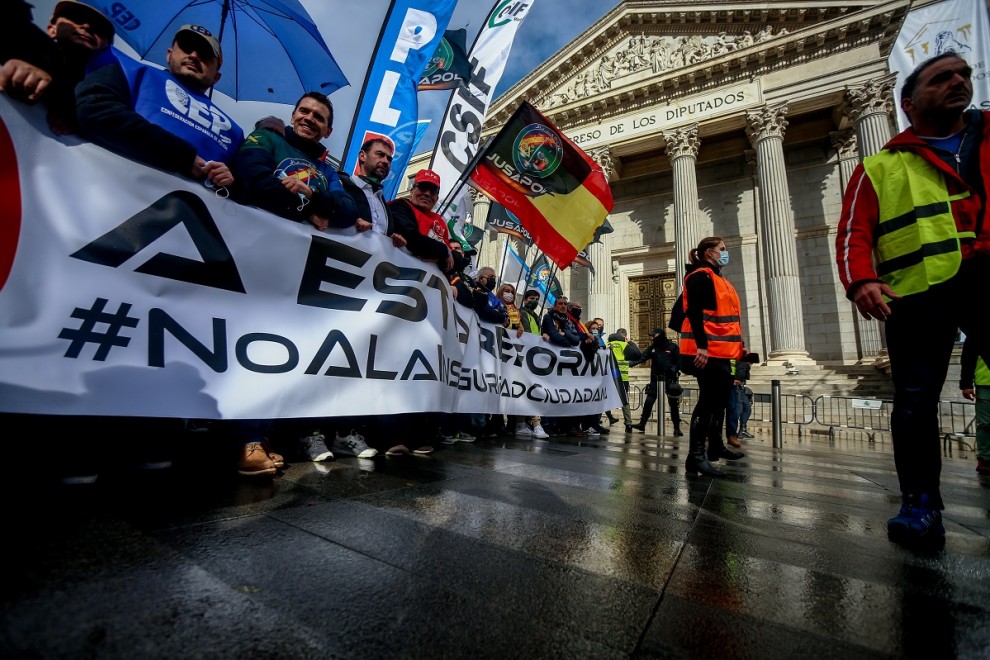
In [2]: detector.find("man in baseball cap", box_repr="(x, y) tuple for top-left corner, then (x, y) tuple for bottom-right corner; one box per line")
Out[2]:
(412, 169), (441, 190)
(173, 25), (222, 65)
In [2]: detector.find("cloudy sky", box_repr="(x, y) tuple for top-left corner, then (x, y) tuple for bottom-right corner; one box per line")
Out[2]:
(29, 0), (619, 157)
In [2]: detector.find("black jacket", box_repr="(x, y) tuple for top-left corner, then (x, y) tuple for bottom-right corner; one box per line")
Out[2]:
(339, 173), (396, 235)
(634, 336), (679, 381)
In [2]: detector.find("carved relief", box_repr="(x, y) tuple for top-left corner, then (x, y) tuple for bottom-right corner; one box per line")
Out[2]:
(844, 72), (897, 123)
(541, 27), (789, 109)
(746, 102), (789, 144)
(662, 124), (700, 160)
(588, 147), (616, 180)
(829, 129), (858, 160)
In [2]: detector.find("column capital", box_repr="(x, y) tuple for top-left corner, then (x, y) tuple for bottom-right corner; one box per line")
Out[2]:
(746, 102), (789, 145)
(662, 124), (699, 161)
(829, 129), (858, 160)
(843, 72), (897, 124)
(469, 188), (490, 207)
(588, 146), (617, 181)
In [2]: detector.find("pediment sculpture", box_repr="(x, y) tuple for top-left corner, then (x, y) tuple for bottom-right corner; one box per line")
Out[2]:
(542, 25), (787, 109)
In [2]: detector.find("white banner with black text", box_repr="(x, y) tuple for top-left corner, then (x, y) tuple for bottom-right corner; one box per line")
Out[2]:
(0, 99), (618, 420)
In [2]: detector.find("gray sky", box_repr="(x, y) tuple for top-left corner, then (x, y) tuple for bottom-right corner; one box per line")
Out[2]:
(29, 0), (618, 158)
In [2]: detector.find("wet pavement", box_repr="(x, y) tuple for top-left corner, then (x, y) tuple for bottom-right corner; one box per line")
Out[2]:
(2, 425), (989, 659)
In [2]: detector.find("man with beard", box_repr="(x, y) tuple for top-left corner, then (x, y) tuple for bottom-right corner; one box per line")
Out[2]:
(234, 91), (357, 231)
(76, 25), (240, 189)
(339, 136), (406, 246)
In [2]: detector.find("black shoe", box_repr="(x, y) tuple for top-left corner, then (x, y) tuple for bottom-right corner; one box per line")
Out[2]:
(686, 453), (726, 477)
(708, 447), (745, 461)
(607, 414), (619, 425)
(632, 423), (647, 432)
(592, 424), (610, 435)
(673, 427), (684, 437)
(624, 425), (634, 433)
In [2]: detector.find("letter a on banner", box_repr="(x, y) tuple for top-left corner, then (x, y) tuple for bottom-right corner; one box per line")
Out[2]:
(429, 0), (537, 202)
(342, 0), (457, 200)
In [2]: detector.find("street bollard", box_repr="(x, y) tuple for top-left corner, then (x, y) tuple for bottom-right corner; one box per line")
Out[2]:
(771, 379), (783, 449)
(659, 378), (667, 436)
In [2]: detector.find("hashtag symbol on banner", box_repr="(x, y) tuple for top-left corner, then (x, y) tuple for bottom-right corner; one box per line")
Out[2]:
(58, 298), (140, 361)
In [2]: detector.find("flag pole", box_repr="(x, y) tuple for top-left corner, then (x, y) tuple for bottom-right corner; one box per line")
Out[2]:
(436, 136), (493, 217)
(537, 261), (558, 320)
(497, 236), (511, 283)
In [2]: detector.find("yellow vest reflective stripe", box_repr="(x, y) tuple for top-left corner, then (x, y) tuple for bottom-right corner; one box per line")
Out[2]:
(862, 149), (973, 296)
(609, 341), (629, 381)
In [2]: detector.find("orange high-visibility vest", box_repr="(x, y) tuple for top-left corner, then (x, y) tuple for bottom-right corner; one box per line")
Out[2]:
(678, 267), (743, 359)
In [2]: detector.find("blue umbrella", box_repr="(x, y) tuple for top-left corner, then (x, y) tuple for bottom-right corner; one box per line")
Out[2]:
(95, 0), (349, 104)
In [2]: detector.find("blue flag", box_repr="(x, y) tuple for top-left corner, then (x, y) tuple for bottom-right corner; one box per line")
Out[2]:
(342, 1), (456, 199)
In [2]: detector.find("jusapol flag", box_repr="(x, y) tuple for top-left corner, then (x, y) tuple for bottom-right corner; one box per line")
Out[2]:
(469, 101), (613, 270)
(418, 29), (472, 91)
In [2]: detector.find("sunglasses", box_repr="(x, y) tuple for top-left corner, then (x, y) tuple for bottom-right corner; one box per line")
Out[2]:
(58, 6), (114, 39)
(415, 183), (439, 194)
(175, 33), (218, 62)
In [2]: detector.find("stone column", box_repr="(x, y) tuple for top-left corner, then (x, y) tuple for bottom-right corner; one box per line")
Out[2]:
(830, 129), (883, 360)
(663, 124), (702, 287)
(845, 73), (897, 160)
(746, 102), (811, 364)
(587, 147), (616, 322)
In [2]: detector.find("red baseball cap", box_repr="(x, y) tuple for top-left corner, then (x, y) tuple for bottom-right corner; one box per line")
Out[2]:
(414, 169), (441, 188)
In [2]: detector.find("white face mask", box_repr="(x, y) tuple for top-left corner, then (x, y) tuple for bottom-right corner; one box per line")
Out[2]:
(717, 249), (730, 266)
(502, 292), (515, 303)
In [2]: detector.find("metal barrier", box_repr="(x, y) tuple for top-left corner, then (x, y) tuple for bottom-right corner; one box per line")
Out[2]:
(815, 395), (893, 442)
(627, 382), (977, 447)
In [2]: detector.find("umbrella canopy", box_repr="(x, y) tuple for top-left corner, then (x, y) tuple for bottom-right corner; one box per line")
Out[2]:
(98, 0), (348, 104)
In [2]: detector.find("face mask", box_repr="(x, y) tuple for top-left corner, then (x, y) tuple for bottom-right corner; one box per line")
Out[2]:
(591, 329), (600, 338)
(524, 300), (538, 311)
(482, 278), (495, 291)
(570, 308), (582, 320)
(717, 249), (729, 266)
(502, 292), (515, 303)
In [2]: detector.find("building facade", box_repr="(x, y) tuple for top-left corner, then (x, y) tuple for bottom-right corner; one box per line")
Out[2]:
(410, 0), (918, 367)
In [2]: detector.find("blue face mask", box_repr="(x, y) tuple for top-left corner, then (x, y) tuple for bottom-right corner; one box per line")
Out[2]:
(717, 249), (730, 266)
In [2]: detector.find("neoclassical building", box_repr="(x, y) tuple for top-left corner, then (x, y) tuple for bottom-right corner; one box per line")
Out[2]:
(410, 0), (923, 372)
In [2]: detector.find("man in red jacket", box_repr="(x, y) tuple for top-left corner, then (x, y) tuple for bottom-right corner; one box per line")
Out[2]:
(835, 52), (989, 546)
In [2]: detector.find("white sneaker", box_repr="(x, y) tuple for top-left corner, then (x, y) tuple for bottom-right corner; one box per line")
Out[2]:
(585, 428), (601, 436)
(331, 430), (377, 458)
(515, 422), (534, 438)
(456, 431), (476, 442)
(531, 424), (550, 439)
(300, 432), (334, 462)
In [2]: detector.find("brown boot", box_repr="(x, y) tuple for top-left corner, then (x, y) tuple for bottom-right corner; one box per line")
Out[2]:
(238, 442), (277, 477)
(727, 435), (742, 448)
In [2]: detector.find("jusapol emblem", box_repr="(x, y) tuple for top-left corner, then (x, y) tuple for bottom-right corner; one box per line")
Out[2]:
(512, 124), (562, 179)
(424, 38), (454, 77)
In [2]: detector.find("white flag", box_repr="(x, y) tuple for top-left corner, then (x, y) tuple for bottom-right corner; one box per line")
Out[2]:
(889, 0), (990, 131)
(430, 0), (537, 202)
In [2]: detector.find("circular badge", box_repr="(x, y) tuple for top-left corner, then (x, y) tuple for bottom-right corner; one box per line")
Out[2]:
(512, 124), (562, 179)
(423, 38), (453, 77)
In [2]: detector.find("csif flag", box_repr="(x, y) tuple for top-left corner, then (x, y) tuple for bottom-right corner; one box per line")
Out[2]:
(418, 29), (472, 91)
(469, 101), (613, 270)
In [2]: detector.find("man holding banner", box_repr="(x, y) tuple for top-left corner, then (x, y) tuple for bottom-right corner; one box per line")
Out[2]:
(75, 25), (240, 188)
